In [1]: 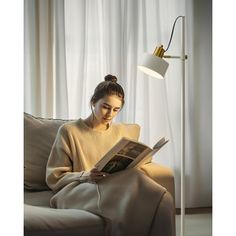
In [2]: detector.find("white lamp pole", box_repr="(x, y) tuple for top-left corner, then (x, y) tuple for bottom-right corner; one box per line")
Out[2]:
(138, 16), (187, 236)
(180, 15), (186, 236)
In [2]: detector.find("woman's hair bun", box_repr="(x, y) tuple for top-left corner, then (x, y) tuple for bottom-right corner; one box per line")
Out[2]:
(104, 74), (117, 83)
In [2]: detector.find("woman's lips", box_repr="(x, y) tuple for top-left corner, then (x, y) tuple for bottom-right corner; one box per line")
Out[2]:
(103, 117), (111, 121)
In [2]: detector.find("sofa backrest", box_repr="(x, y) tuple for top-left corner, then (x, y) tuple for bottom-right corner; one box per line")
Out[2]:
(24, 113), (68, 191)
(24, 113), (140, 191)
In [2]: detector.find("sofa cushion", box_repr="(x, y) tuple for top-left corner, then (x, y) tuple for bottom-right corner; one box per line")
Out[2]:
(24, 113), (68, 190)
(24, 204), (104, 236)
(24, 190), (54, 207)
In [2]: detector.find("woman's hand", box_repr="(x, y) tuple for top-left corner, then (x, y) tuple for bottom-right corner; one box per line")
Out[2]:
(80, 167), (109, 183)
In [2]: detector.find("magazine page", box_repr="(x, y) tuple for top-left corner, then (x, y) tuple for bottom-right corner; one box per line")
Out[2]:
(115, 141), (152, 169)
(95, 138), (151, 173)
(153, 137), (169, 150)
(95, 137), (169, 174)
(135, 137), (169, 167)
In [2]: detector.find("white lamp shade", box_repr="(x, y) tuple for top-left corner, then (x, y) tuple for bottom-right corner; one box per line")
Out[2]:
(138, 53), (169, 79)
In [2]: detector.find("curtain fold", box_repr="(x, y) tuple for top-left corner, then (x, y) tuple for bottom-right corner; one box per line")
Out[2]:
(54, 0), (69, 118)
(24, 0), (54, 117)
(24, 0), (212, 208)
(24, 0), (69, 119)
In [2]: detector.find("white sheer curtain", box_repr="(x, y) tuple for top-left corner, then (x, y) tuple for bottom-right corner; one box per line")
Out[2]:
(24, 0), (212, 208)
(24, 0), (69, 118)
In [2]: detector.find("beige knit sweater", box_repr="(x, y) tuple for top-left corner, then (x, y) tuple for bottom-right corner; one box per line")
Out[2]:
(46, 119), (140, 192)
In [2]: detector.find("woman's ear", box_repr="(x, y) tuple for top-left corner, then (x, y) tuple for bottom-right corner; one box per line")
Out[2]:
(90, 100), (94, 107)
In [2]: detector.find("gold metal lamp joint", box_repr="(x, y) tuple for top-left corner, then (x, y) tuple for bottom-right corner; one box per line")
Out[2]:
(153, 45), (165, 58)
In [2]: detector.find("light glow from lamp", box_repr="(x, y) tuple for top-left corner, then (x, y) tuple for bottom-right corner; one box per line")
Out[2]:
(137, 53), (169, 79)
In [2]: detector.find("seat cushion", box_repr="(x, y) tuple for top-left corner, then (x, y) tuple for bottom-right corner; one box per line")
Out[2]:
(24, 113), (68, 191)
(24, 190), (54, 207)
(24, 204), (104, 236)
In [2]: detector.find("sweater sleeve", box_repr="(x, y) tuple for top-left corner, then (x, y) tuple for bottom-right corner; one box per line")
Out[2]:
(46, 125), (84, 192)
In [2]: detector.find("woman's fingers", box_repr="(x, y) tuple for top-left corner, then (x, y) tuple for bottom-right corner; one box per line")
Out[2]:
(90, 167), (99, 172)
(89, 172), (109, 183)
(90, 167), (109, 176)
(80, 168), (110, 183)
(101, 171), (109, 176)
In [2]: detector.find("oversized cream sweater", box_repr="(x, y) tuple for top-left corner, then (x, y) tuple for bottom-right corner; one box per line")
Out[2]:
(46, 119), (140, 192)
(46, 119), (174, 236)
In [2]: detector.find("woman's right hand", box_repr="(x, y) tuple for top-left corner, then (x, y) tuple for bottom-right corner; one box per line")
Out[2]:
(80, 167), (109, 183)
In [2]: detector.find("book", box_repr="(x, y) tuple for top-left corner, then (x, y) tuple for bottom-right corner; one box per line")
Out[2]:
(95, 137), (169, 174)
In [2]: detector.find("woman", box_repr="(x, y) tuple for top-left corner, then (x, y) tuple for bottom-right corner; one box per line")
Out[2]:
(46, 75), (174, 236)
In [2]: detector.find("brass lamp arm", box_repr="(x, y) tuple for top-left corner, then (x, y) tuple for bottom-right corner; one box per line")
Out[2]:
(164, 55), (188, 60)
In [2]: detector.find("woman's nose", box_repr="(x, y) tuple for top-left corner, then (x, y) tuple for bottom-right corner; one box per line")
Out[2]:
(107, 109), (112, 116)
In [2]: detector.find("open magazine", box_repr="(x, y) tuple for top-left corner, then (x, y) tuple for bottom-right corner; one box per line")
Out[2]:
(95, 137), (169, 174)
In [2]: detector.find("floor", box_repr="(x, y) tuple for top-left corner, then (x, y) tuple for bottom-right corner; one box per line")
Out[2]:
(175, 213), (212, 236)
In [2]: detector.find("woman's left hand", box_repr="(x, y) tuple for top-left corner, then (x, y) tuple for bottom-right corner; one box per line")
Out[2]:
(80, 167), (109, 183)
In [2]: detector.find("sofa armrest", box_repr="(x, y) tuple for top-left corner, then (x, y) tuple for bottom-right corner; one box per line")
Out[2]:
(138, 162), (175, 201)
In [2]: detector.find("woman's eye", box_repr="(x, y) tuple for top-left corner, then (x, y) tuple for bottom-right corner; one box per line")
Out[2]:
(102, 105), (119, 112)
(113, 109), (119, 113)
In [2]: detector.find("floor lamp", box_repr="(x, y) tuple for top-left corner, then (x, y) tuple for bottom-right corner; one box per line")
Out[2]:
(137, 16), (187, 236)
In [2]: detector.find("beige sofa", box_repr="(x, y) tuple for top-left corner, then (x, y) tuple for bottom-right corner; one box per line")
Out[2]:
(24, 113), (176, 236)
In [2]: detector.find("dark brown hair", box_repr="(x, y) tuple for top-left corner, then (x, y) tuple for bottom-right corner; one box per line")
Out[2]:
(90, 74), (125, 108)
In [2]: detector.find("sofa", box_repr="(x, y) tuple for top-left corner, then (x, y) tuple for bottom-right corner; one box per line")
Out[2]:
(24, 112), (176, 236)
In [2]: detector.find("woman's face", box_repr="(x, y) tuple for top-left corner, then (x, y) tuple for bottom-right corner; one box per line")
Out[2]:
(93, 95), (122, 125)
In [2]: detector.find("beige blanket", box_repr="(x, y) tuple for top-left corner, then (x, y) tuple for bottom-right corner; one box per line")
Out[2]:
(50, 168), (168, 236)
